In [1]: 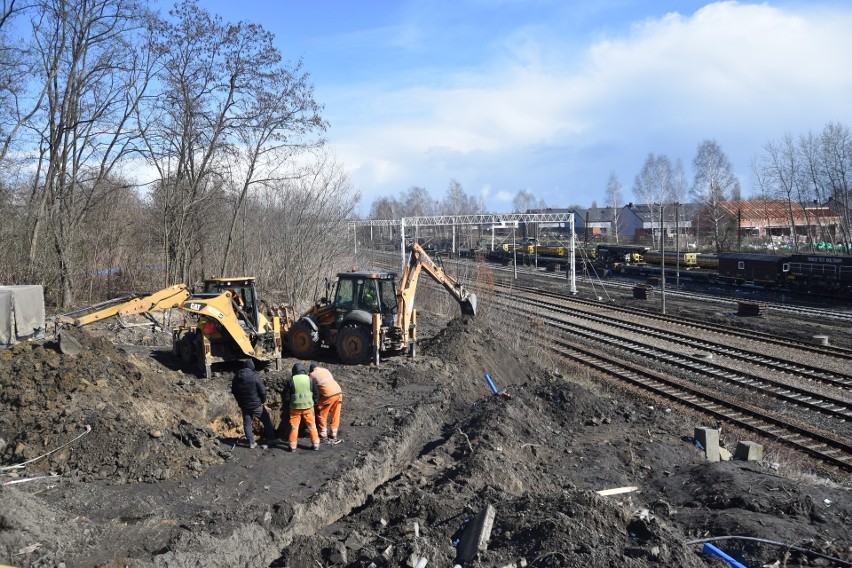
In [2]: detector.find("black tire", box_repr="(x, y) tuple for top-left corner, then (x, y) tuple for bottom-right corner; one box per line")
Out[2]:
(336, 325), (372, 364)
(178, 332), (196, 364)
(288, 320), (320, 358)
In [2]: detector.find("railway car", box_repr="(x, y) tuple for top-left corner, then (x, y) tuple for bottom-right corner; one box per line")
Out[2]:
(538, 244), (568, 257)
(782, 254), (852, 295)
(695, 254), (720, 270)
(595, 244), (648, 266)
(717, 253), (786, 287)
(642, 251), (698, 268)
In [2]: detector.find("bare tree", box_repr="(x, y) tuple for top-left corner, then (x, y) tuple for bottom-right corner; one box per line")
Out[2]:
(441, 179), (484, 215)
(26, 0), (156, 306)
(218, 55), (327, 276)
(819, 122), (852, 246)
(143, 0), (323, 284)
(369, 196), (400, 220)
(604, 171), (622, 243)
(400, 186), (436, 217)
(512, 189), (538, 213)
(251, 150), (360, 306)
(0, 0), (44, 162)
(754, 133), (801, 250)
(691, 140), (740, 253)
(633, 153), (674, 248)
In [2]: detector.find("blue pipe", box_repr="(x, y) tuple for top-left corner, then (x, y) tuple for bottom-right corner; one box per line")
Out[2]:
(484, 374), (498, 394)
(703, 543), (747, 568)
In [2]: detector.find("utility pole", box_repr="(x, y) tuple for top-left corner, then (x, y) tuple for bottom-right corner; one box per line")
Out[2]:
(512, 226), (517, 279)
(660, 205), (666, 315)
(675, 203), (680, 289)
(534, 222), (538, 269)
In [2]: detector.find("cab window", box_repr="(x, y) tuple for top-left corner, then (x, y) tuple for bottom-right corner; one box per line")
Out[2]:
(378, 279), (397, 314)
(334, 279), (355, 309)
(357, 280), (380, 311)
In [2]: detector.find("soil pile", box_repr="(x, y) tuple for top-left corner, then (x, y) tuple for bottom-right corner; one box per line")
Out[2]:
(0, 310), (850, 568)
(0, 327), (230, 484)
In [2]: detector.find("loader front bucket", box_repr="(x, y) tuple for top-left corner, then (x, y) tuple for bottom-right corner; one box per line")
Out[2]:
(460, 293), (477, 317)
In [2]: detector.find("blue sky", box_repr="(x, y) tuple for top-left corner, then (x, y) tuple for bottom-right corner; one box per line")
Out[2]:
(170, 1), (852, 214)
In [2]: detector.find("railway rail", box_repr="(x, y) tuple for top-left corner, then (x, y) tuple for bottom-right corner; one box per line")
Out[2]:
(498, 277), (852, 363)
(526, 323), (852, 471)
(497, 292), (852, 424)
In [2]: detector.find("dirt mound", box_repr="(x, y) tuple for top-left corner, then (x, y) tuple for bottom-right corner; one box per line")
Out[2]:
(419, 316), (530, 403)
(275, 347), (708, 567)
(1, 311), (850, 568)
(0, 328), (230, 484)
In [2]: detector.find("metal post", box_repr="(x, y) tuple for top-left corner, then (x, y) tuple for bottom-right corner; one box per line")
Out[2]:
(675, 204), (680, 289)
(400, 217), (407, 273)
(512, 226), (517, 279)
(491, 224), (495, 251)
(534, 222), (538, 269)
(660, 206), (666, 315)
(569, 214), (577, 294)
(354, 223), (358, 255)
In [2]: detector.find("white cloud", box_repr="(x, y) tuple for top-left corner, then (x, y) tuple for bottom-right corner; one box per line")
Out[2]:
(330, 1), (852, 212)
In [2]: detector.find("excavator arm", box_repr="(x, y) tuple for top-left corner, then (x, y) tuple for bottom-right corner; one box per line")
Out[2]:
(58, 284), (191, 327)
(177, 291), (258, 358)
(397, 243), (477, 331)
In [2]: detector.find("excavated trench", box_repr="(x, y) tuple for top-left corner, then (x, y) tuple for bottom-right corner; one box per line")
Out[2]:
(142, 393), (446, 567)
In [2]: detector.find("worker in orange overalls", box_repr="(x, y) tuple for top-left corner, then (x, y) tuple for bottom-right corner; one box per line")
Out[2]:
(283, 363), (320, 451)
(309, 362), (343, 445)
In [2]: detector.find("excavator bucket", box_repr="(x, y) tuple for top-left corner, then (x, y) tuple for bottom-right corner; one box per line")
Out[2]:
(460, 293), (477, 317)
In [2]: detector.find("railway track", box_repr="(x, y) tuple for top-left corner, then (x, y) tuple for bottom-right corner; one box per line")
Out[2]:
(487, 260), (852, 323)
(496, 293), (852, 394)
(534, 329), (852, 471)
(364, 249), (852, 470)
(497, 294), (852, 423)
(502, 279), (852, 363)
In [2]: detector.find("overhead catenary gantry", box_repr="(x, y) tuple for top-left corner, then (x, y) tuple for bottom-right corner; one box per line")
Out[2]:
(350, 213), (578, 295)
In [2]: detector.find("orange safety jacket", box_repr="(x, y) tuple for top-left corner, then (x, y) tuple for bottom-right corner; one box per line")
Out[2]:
(310, 367), (342, 399)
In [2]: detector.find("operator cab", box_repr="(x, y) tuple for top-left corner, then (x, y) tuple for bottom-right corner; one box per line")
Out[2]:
(332, 271), (398, 319)
(201, 277), (259, 329)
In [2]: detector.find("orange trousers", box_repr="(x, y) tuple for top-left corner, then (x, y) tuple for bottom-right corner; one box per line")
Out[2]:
(316, 394), (342, 439)
(288, 408), (319, 449)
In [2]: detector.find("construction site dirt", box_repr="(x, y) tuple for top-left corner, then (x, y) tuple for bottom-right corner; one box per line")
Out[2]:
(1, 290), (851, 568)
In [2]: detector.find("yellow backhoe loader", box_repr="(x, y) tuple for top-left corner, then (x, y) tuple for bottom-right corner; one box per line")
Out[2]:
(172, 277), (296, 379)
(59, 278), (296, 379)
(287, 243), (476, 365)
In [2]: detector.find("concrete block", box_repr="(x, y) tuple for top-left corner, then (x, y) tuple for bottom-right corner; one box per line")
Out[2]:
(719, 447), (732, 461)
(694, 427), (721, 462)
(734, 441), (763, 461)
(456, 504), (496, 563)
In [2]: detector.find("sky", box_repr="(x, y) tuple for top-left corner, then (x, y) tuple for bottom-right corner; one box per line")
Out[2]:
(165, 1), (852, 214)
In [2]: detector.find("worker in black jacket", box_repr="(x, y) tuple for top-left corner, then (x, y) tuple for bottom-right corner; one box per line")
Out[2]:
(231, 359), (276, 448)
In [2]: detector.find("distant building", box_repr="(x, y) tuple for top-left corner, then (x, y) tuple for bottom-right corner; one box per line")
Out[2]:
(573, 207), (619, 242)
(618, 203), (697, 245)
(714, 200), (842, 244)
